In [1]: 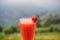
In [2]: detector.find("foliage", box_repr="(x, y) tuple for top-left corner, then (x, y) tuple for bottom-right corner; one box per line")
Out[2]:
(0, 25), (3, 32)
(44, 17), (52, 26)
(4, 27), (14, 34)
(42, 14), (60, 26)
(11, 22), (20, 32)
(36, 15), (41, 27)
(35, 24), (60, 33)
(2, 22), (20, 35)
(0, 32), (5, 40)
(49, 24), (60, 32)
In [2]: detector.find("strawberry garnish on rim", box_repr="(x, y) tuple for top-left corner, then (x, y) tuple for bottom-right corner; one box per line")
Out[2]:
(32, 16), (37, 23)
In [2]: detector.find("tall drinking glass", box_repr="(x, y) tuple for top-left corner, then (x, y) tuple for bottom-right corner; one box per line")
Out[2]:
(19, 18), (36, 40)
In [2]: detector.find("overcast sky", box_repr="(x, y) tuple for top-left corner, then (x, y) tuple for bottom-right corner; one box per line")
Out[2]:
(0, 0), (60, 7)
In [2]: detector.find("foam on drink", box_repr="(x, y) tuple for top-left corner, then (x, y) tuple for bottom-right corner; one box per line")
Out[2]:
(20, 18), (34, 24)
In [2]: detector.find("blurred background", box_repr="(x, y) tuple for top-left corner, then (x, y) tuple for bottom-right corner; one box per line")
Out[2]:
(0, 0), (60, 40)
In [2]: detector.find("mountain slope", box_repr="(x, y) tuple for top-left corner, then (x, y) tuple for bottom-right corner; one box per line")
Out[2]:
(0, 4), (60, 26)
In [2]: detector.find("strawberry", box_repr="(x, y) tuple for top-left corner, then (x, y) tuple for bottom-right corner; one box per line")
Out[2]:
(32, 16), (37, 22)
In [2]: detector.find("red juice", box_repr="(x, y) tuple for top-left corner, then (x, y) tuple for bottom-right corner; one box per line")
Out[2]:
(20, 18), (35, 40)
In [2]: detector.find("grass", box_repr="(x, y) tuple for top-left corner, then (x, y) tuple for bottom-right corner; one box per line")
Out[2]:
(3, 32), (60, 40)
(36, 27), (50, 31)
(35, 32), (60, 40)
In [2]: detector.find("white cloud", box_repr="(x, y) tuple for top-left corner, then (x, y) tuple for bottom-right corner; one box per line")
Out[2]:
(2, 0), (59, 7)
(3, 0), (31, 4)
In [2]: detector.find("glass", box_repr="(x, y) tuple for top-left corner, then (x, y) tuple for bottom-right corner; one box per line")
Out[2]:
(19, 18), (36, 40)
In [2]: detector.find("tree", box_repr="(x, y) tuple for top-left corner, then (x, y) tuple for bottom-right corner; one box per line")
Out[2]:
(0, 25), (2, 32)
(35, 15), (41, 27)
(51, 14), (60, 24)
(11, 26), (17, 33)
(11, 22), (20, 33)
(44, 18), (52, 26)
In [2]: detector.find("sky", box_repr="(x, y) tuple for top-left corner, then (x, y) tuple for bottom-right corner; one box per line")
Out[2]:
(1, 0), (60, 7)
